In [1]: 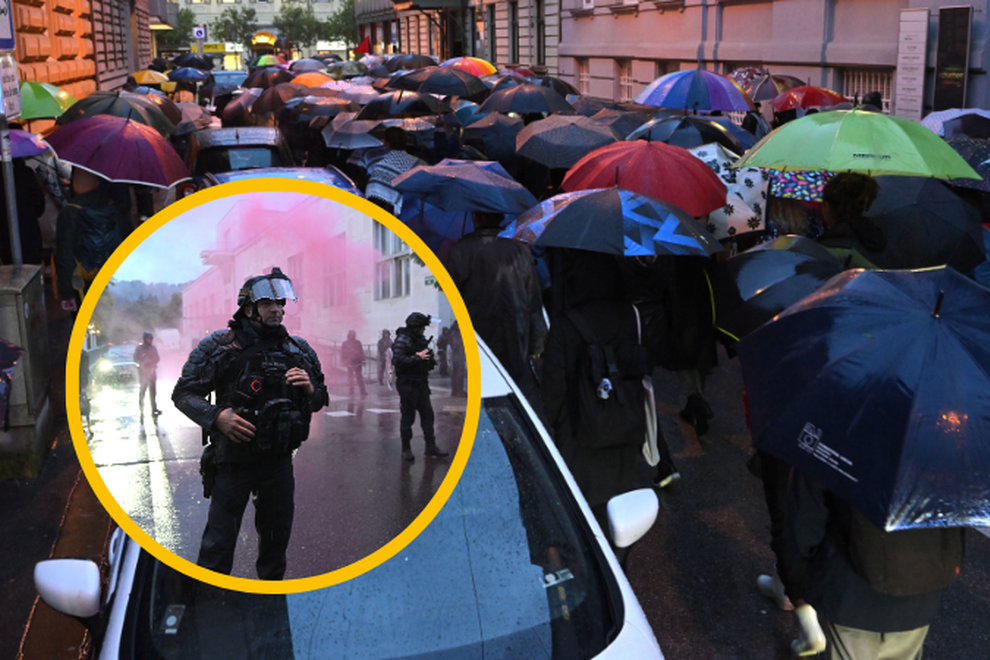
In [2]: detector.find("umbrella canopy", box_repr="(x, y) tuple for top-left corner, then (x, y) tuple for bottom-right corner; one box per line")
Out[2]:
(735, 109), (982, 179)
(587, 108), (651, 139)
(442, 56), (498, 76)
(635, 69), (753, 112)
(168, 67), (211, 83)
(385, 54), (437, 72)
(943, 113), (990, 139)
(738, 266), (990, 531)
(769, 169), (835, 202)
(686, 143), (768, 239)
(500, 187), (722, 257)
(221, 87), (264, 126)
(57, 91), (175, 137)
(250, 54), (287, 67)
(944, 136), (990, 192)
(172, 102), (214, 135)
(279, 95), (360, 126)
(125, 91), (182, 125)
(711, 235), (847, 343)
(328, 61), (369, 79)
(292, 71), (335, 87)
(477, 83), (574, 116)
(10, 129), (49, 158)
(355, 90), (442, 120)
(562, 140), (727, 218)
(727, 66), (770, 87)
(132, 69), (169, 85)
(384, 66), (487, 100)
(516, 114), (620, 169)
(321, 116), (385, 149)
(172, 53), (214, 70)
(250, 82), (306, 116)
(19, 81), (77, 120)
(393, 159), (537, 214)
(331, 84), (382, 105)
(289, 58), (327, 73)
(770, 85), (848, 112)
(45, 115), (189, 188)
(530, 75), (580, 98)
(461, 112), (523, 162)
(865, 176), (986, 272)
(628, 115), (747, 155)
(920, 108), (990, 136)
(243, 67), (297, 89)
(568, 96), (625, 116)
(743, 73), (806, 102)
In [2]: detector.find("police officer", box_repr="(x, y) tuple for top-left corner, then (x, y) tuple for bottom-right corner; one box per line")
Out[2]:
(392, 312), (448, 462)
(134, 330), (161, 418)
(172, 267), (328, 580)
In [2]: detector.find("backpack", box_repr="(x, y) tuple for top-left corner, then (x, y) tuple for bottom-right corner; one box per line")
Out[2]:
(565, 305), (648, 450)
(845, 505), (965, 596)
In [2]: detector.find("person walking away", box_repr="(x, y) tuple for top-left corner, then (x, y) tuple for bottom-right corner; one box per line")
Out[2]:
(134, 331), (161, 418)
(392, 312), (448, 462)
(172, 267), (328, 579)
(340, 330), (368, 396)
(366, 128), (425, 216)
(376, 329), (393, 385)
(436, 326), (451, 377)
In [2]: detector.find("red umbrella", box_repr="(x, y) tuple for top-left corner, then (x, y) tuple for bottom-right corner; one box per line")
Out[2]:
(562, 140), (727, 218)
(45, 115), (189, 188)
(771, 85), (848, 112)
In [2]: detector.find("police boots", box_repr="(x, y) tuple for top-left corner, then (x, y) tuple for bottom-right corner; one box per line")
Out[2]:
(425, 442), (449, 458)
(402, 441), (415, 462)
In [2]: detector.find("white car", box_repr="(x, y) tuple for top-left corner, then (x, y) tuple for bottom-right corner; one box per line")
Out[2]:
(36, 339), (664, 659)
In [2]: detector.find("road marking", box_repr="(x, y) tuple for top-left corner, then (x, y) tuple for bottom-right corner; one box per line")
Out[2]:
(326, 411), (355, 417)
(367, 408), (400, 414)
(441, 406), (467, 413)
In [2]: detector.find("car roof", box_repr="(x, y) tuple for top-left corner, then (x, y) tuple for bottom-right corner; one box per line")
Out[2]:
(207, 167), (360, 194)
(189, 127), (284, 148)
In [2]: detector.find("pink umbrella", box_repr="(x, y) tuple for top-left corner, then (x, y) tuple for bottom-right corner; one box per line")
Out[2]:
(45, 115), (189, 188)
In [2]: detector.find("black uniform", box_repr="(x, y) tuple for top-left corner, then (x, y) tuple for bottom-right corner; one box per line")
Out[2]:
(392, 326), (438, 453)
(172, 316), (328, 579)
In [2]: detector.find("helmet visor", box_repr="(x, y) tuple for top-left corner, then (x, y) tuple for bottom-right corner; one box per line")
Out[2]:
(248, 276), (297, 303)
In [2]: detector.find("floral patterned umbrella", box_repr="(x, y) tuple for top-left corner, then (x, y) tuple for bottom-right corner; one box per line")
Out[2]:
(687, 143), (769, 239)
(769, 170), (835, 202)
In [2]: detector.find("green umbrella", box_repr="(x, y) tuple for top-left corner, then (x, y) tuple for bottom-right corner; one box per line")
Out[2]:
(734, 109), (981, 180)
(19, 81), (77, 120)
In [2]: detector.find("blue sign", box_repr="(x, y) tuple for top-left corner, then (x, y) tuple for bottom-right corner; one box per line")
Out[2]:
(0, 0), (14, 52)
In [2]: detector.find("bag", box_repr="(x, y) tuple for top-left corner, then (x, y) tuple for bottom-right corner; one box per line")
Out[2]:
(565, 305), (648, 450)
(846, 506), (965, 596)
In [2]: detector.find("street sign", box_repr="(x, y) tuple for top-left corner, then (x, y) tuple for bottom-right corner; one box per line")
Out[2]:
(0, 52), (20, 119)
(192, 26), (207, 40)
(0, 0), (14, 51)
(203, 43), (225, 53)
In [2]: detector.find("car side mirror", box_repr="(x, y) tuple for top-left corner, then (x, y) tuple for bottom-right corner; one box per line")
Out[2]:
(606, 488), (659, 548)
(34, 559), (102, 618)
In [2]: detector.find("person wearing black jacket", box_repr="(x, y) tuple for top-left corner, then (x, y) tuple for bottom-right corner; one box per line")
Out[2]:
(172, 268), (328, 579)
(392, 312), (448, 462)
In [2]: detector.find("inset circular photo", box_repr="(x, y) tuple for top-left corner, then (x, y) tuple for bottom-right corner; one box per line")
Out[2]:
(67, 180), (481, 593)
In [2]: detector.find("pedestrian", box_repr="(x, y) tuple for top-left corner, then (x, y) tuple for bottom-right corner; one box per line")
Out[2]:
(448, 321), (467, 397)
(54, 168), (125, 312)
(172, 267), (328, 579)
(365, 127), (425, 216)
(817, 173), (891, 267)
(436, 327), (450, 377)
(0, 156), (46, 266)
(376, 329), (392, 385)
(392, 312), (448, 462)
(340, 329), (367, 396)
(444, 210), (547, 412)
(133, 331), (161, 419)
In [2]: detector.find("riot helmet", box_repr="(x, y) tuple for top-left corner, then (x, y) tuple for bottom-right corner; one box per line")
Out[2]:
(142, 331), (153, 342)
(405, 312), (431, 329)
(238, 267), (297, 308)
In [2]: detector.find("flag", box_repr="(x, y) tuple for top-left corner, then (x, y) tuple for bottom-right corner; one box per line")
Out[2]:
(354, 36), (370, 54)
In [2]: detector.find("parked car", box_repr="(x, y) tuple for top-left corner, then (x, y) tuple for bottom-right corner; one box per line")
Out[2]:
(35, 339), (663, 659)
(92, 343), (139, 386)
(174, 127), (296, 198)
(210, 70), (248, 88)
(204, 166), (363, 198)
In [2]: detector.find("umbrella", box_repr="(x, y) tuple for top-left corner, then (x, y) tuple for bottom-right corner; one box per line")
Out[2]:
(451, 98), (488, 126)
(384, 66), (487, 100)
(587, 108), (651, 139)
(727, 66), (769, 87)
(172, 53), (214, 70)
(251, 83), (306, 116)
(477, 83), (574, 116)
(489, 75), (524, 94)
(132, 69), (169, 85)
(686, 143), (769, 239)
(771, 85), (848, 113)
(562, 140), (727, 218)
(19, 81), (77, 120)
(385, 54), (436, 72)
(172, 102), (214, 136)
(530, 75), (580, 98)
(124, 91), (182, 125)
(393, 159), (537, 214)
(735, 110), (982, 180)
(221, 88), (263, 126)
(321, 116), (385, 149)
(865, 176), (986, 272)
(628, 115), (747, 155)
(168, 67), (211, 83)
(743, 74), (806, 102)
(711, 235), (847, 343)
(376, 116), (442, 148)
(635, 69), (754, 112)
(292, 71), (335, 88)
(45, 115), (189, 188)
(442, 56), (498, 76)
(328, 61), (369, 79)
(920, 108), (990, 137)
(516, 114), (620, 169)
(249, 54), (287, 67)
(331, 84), (382, 105)
(289, 58), (327, 73)
(355, 90), (442, 120)
(567, 95), (624, 116)
(500, 66), (535, 78)
(10, 129), (49, 158)
(943, 113), (990, 139)
(57, 91), (175, 137)
(738, 266), (990, 531)
(199, 81), (239, 103)
(278, 95), (359, 126)
(944, 137), (990, 192)
(243, 67), (296, 89)
(500, 187), (722, 257)
(461, 112), (523, 162)
(769, 169), (835, 202)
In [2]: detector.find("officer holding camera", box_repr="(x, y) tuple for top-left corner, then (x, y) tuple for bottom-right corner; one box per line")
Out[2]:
(172, 267), (328, 580)
(392, 312), (449, 462)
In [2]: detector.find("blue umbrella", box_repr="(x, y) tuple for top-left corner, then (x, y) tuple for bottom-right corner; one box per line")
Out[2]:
(392, 159), (537, 215)
(738, 266), (990, 531)
(635, 69), (753, 112)
(168, 67), (211, 83)
(500, 187), (722, 257)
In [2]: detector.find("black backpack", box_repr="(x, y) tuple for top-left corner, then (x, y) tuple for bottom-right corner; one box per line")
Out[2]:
(565, 305), (648, 450)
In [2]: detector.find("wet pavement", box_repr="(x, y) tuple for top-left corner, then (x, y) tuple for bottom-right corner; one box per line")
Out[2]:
(85, 375), (466, 579)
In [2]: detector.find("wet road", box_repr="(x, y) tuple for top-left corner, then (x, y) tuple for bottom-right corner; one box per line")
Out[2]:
(85, 375), (466, 580)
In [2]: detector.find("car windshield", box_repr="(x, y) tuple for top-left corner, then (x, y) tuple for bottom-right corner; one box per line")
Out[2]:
(126, 395), (619, 659)
(195, 146), (284, 175)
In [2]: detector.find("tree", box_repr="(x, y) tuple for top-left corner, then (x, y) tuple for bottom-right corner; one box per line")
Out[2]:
(211, 7), (259, 53)
(272, 4), (322, 50)
(157, 8), (197, 47)
(324, 0), (359, 52)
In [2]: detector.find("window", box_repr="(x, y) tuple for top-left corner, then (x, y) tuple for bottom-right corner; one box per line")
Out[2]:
(323, 234), (346, 308)
(577, 58), (590, 94)
(374, 222), (412, 300)
(535, 0), (546, 66)
(842, 68), (894, 112)
(487, 5), (496, 63)
(616, 59), (633, 102)
(509, 1), (519, 64)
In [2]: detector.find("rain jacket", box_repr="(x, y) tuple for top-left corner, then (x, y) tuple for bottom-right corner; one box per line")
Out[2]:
(391, 327), (435, 383)
(133, 342), (160, 378)
(172, 316), (328, 464)
(818, 215), (896, 268)
(55, 189), (124, 299)
(340, 337), (365, 367)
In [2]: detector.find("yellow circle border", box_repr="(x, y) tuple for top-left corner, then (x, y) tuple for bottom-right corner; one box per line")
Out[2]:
(67, 179), (482, 594)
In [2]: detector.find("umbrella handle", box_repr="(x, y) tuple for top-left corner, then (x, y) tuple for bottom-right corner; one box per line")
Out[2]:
(932, 290), (944, 318)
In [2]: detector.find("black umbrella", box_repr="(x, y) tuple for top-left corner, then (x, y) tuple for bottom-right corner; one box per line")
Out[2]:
(865, 176), (986, 272)
(588, 108), (651, 139)
(199, 81), (239, 103)
(355, 90), (443, 120)
(278, 95), (360, 126)
(393, 159), (537, 214)
(477, 83), (574, 116)
(251, 83), (306, 116)
(57, 91), (175, 137)
(384, 66), (488, 101)
(943, 113), (990, 139)
(221, 88), (263, 126)
(945, 137), (990, 192)
(385, 54), (437, 72)
(289, 58), (327, 73)
(488, 75), (523, 93)
(243, 67), (297, 89)
(124, 90), (182, 125)
(530, 75), (580, 98)
(627, 115), (746, 155)
(568, 96), (624, 116)
(321, 116), (385, 149)
(172, 102), (214, 136)
(172, 53), (214, 70)
(516, 114), (620, 169)
(462, 113), (524, 163)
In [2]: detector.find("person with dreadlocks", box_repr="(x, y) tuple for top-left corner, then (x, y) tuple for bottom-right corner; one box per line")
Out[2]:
(172, 267), (328, 580)
(817, 172), (893, 267)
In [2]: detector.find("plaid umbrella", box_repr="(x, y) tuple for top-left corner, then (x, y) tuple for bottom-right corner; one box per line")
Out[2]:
(516, 114), (619, 169)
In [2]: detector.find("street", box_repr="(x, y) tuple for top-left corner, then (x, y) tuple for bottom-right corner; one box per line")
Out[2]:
(85, 372), (466, 579)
